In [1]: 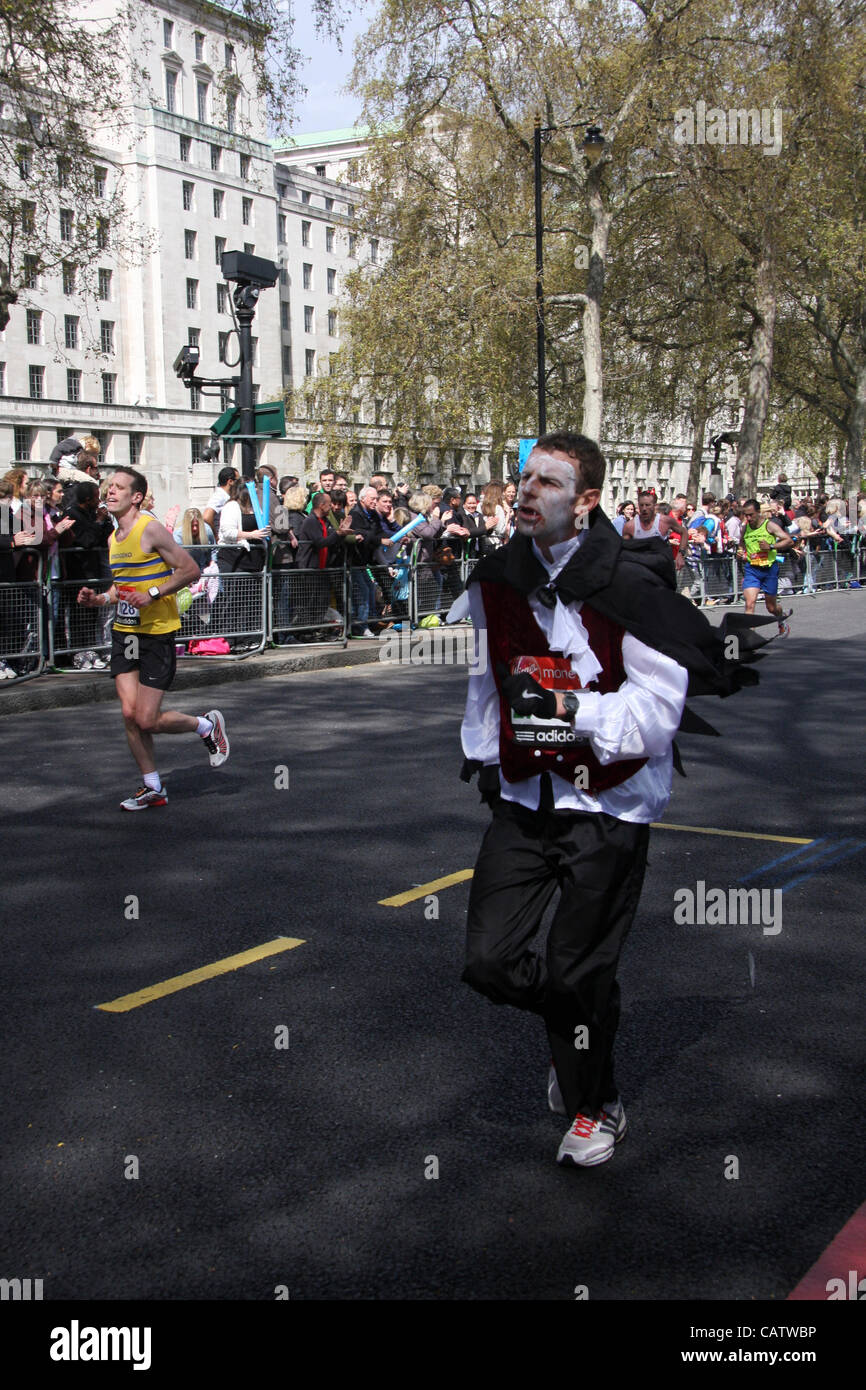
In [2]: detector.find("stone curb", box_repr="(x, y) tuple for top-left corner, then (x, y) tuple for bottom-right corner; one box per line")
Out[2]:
(0, 643), (382, 718)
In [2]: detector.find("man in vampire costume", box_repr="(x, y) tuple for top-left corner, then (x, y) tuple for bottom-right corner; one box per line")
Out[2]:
(457, 432), (774, 1168)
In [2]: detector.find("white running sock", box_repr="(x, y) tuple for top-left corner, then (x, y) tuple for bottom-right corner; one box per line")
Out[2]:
(196, 716), (213, 737)
(143, 771), (162, 792)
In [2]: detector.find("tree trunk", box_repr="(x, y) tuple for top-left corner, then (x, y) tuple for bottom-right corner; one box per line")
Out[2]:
(582, 186), (610, 441)
(842, 361), (866, 496)
(687, 396), (710, 503)
(734, 242), (776, 497)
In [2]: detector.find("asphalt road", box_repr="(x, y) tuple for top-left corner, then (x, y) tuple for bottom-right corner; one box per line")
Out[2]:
(2, 590), (865, 1302)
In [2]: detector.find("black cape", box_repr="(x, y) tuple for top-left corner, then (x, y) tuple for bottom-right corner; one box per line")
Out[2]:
(467, 507), (779, 748)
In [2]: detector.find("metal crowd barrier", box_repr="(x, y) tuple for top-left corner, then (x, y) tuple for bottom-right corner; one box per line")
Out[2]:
(0, 552), (45, 681)
(1, 538), (864, 686)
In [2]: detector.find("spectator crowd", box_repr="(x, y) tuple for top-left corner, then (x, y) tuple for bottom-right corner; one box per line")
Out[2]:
(1, 437), (864, 679)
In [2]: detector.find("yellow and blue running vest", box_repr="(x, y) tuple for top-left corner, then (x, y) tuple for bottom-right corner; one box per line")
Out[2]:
(743, 518), (778, 568)
(109, 515), (180, 635)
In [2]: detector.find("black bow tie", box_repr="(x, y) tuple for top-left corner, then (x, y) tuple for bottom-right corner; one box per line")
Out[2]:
(536, 584), (558, 609)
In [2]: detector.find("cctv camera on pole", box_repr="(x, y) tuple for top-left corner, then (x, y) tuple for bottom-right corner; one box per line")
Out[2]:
(221, 251), (278, 481)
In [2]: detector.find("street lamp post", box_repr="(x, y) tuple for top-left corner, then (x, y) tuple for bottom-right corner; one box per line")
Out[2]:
(533, 121), (606, 436)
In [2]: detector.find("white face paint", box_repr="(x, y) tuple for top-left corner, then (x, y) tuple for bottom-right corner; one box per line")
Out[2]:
(515, 451), (582, 548)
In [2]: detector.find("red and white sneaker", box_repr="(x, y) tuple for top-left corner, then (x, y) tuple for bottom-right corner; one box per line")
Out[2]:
(557, 1098), (627, 1167)
(120, 785), (168, 811)
(201, 709), (229, 767)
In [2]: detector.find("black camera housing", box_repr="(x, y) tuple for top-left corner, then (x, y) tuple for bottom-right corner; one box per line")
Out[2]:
(220, 250), (278, 290)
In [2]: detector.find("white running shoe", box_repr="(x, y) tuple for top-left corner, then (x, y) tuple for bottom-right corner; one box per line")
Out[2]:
(90, 653), (108, 669)
(557, 1110), (616, 1167)
(556, 1098), (627, 1167)
(201, 709), (229, 767)
(120, 785), (168, 811)
(0, 660), (14, 680)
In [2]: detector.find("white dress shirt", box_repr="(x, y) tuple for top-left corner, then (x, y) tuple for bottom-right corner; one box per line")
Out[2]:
(459, 532), (689, 822)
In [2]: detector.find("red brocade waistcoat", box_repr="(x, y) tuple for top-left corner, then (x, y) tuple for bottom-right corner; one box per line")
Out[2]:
(479, 580), (648, 793)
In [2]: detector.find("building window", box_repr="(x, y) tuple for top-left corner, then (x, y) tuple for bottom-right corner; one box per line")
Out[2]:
(370, 238), (379, 265)
(96, 217), (109, 250)
(301, 220), (310, 247)
(301, 189), (310, 204)
(282, 345), (291, 376)
(190, 384), (202, 411)
(57, 156), (69, 188)
(281, 301), (289, 330)
(328, 310), (337, 336)
(14, 427), (32, 461)
(165, 68), (177, 112)
(348, 232), (357, 256)
(98, 268), (112, 299)
(94, 167), (107, 198)
(26, 308), (42, 344)
(194, 31), (204, 61)
(315, 164), (326, 177)
(219, 386), (232, 411)
(305, 349), (315, 377)
(240, 153), (250, 179)
(326, 226), (334, 253)
(277, 182), (287, 201)
(62, 262), (77, 295)
(67, 368), (81, 402)
(180, 135), (191, 162)
(304, 305), (314, 332)
(226, 94), (236, 133)
(277, 214), (286, 243)
(191, 436), (205, 466)
(188, 327), (200, 348)
(29, 365), (44, 399)
(23, 254), (40, 289)
(182, 181), (194, 210)
(242, 196), (252, 225)
(17, 144), (31, 179)
(218, 331), (230, 363)
(303, 263), (312, 290)
(327, 267), (336, 294)
(186, 278), (198, 309)
(217, 283), (228, 313)
(224, 42), (235, 71)
(197, 82), (209, 123)
(215, 235), (226, 266)
(213, 189), (224, 218)
(64, 315), (79, 350)
(210, 144), (221, 171)
(102, 373), (115, 405)
(347, 203), (355, 219)
(184, 228), (196, 259)
(100, 320), (115, 354)
(163, 18), (173, 48)
(21, 200), (35, 234)
(129, 433), (142, 467)
(325, 197), (333, 212)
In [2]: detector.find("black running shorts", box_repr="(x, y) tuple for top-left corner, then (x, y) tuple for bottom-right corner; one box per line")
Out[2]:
(110, 629), (178, 690)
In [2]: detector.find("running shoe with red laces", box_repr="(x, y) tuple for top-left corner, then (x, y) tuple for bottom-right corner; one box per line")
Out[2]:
(201, 709), (229, 767)
(120, 786), (168, 811)
(557, 1110), (616, 1167)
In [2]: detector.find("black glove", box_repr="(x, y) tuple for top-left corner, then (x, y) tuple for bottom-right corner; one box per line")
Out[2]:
(497, 664), (558, 718)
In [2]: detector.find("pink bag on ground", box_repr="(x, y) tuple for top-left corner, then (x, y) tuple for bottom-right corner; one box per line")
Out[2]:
(187, 638), (231, 655)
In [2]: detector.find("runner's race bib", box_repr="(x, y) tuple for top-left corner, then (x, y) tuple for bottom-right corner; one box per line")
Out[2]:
(116, 589), (140, 625)
(508, 655), (589, 747)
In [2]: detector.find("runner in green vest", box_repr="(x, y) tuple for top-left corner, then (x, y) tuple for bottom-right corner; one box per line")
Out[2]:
(737, 500), (794, 634)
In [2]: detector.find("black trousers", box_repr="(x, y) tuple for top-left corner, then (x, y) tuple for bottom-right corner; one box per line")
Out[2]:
(463, 798), (650, 1117)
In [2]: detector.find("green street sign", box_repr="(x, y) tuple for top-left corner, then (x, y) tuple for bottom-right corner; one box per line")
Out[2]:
(209, 401), (286, 438)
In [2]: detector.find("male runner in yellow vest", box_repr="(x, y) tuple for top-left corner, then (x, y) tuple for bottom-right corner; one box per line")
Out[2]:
(737, 499), (793, 635)
(77, 466), (230, 809)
